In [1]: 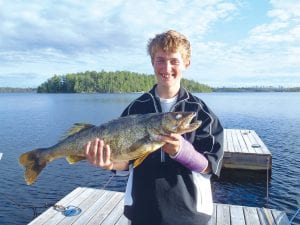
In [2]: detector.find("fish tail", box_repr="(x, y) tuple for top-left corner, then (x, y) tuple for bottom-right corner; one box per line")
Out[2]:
(19, 148), (49, 185)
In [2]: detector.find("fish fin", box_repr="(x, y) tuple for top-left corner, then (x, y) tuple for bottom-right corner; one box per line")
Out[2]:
(66, 155), (86, 164)
(130, 137), (164, 168)
(19, 148), (49, 185)
(133, 152), (151, 168)
(60, 123), (95, 141)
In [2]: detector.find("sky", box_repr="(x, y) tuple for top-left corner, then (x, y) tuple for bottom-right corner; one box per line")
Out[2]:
(0, 0), (300, 88)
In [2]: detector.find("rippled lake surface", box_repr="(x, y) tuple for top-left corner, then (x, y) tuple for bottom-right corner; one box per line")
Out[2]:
(0, 92), (299, 224)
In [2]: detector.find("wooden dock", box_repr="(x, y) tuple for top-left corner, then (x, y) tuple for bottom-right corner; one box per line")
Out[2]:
(29, 187), (289, 225)
(223, 129), (272, 170)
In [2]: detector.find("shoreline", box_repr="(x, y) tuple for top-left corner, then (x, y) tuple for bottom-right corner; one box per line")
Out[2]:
(1, 88), (300, 93)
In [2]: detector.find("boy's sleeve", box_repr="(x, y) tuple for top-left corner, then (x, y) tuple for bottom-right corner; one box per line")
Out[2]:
(193, 108), (224, 177)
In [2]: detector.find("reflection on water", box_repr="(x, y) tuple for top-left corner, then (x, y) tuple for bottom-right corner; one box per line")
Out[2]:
(0, 92), (299, 224)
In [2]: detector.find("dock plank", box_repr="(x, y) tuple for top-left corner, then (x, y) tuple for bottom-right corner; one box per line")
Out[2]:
(115, 215), (128, 225)
(225, 129), (235, 152)
(230, 205), (246, 225)
(224, 128), (229, 154)
(100, 198), (124, 225)
(216, 204), (230, 225)
(243, 207), (261, 225)
(235, 129), (249, 154)
(232, 129), (242, 153)
(30, 188), (289, 225)
(87, 191), (123, 224)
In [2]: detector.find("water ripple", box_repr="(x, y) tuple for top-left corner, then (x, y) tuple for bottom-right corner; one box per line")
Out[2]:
(1, 92), (299, 224)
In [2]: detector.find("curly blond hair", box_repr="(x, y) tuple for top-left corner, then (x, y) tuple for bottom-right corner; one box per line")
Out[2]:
(147, 30), (191, 64)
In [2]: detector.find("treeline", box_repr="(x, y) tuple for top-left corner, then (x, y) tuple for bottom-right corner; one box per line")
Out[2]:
(213, 86), (300, 92)
(37, 70), (212, 93)
(0, 87), (36, 93)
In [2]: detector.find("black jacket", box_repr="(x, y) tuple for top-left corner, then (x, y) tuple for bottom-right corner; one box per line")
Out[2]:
(121, 85), (224, 225)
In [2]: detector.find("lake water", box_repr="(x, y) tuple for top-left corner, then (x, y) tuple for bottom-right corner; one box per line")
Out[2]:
(0, 92), (299, 224)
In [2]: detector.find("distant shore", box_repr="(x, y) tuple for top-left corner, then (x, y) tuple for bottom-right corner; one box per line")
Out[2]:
(0, 87), (37, 93)
(1, 86), (300, 93)
(212, 86), (300, 92)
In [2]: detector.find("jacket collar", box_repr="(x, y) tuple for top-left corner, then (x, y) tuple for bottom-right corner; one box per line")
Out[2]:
(149, 84), (189, 102)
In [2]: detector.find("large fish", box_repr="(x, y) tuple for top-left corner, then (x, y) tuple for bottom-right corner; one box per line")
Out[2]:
(19, 112), (201, 185)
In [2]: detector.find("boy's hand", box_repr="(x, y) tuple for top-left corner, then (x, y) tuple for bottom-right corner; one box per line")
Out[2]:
(84, 138), (114, 170)
(159, 133), (182, 156)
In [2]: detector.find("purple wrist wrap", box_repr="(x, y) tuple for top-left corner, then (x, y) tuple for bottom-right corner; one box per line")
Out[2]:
(171, 137), (208, 173)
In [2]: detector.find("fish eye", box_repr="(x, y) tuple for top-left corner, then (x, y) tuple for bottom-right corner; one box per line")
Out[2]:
(176, 114), (182, 120)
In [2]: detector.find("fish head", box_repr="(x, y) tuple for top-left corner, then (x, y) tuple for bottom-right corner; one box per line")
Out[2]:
(161, 112), (201, 134)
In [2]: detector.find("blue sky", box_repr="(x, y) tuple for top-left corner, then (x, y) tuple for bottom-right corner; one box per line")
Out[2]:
(0, 0), (299, 88)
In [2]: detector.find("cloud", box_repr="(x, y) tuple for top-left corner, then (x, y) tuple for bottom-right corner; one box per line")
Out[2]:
(1, 1), (133, 52)
(0, 1), (237, 70)
(0, 0), (238, 52)
(0, 0), (299, 87)
(269, 0), (300, 19)
(184, 0), (300, 87)
(248, 0), (300, 43)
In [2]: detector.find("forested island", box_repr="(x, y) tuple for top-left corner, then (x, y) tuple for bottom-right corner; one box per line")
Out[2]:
(0, 70), (299, 93)
(36, 70), (212, 93)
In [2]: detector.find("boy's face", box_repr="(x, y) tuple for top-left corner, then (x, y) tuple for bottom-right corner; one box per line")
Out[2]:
(153, 48), (190, 89)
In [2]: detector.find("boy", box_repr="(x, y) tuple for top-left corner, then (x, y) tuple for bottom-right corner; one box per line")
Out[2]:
(85, 30), (224, 225)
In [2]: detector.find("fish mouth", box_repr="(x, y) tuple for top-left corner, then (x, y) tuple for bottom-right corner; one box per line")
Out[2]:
(178, 112), (201, 133)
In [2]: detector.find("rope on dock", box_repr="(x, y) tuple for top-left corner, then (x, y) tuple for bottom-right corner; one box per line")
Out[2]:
(266, 156), (270, 205)
(101, 172), (116, 189)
